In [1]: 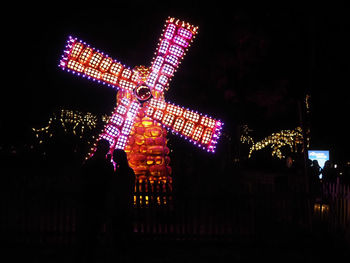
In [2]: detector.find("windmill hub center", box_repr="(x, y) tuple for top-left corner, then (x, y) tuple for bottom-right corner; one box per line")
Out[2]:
(134, 83), (152, 102)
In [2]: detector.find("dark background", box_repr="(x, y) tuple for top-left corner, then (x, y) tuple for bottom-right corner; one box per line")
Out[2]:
(2, 3), (349, 163)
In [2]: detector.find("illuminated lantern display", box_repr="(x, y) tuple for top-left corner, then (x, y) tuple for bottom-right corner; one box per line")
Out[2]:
(59, 17), (223, 183)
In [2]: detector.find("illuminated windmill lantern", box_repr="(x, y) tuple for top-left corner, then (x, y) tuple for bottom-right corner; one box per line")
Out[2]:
(59, 17), (223, 183)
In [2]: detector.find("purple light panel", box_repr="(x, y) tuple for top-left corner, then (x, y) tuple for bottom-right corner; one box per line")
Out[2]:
(145, 17), (198, 91)
(145, 98), (223, 153)
(98, 99), (141, 152)
(59, 36), (139, 92)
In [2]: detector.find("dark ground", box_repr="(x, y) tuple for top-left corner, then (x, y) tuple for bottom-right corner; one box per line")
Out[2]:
(4, 230), (349, 263)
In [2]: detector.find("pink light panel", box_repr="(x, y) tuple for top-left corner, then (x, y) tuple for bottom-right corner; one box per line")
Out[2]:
(146, 18), (198, 92)
(98, 99), (141, 152)
(59, 36), (138, 92)
(145, 98), (223, 152)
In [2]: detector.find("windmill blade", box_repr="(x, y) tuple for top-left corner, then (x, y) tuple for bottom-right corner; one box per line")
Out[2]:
(89, 98), (141, 155)
(59, 36), (139, 93)
(146, 17), (198, 94)
(145, 98), (223, 153)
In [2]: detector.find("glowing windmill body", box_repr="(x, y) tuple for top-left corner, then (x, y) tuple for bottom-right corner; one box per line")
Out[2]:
(59, 17), (223, 181)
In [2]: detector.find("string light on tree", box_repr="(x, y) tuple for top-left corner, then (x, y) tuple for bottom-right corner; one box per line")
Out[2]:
(32, 109), (102, 141)
(241, 126), (304, 159)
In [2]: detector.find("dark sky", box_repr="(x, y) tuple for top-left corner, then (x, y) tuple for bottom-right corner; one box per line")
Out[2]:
(2, 3), (349, 162)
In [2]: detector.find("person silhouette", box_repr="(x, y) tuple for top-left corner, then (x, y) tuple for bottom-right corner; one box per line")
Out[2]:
(322, 160), (336, 184)
(310, 159), (322, 197)
(76, 139), (114, 263)
(110, 149), (135, 258)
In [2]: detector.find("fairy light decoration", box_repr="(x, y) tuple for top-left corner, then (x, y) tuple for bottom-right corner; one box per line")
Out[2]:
(32, 109), (101, 141)
(241, 126), (304, 159)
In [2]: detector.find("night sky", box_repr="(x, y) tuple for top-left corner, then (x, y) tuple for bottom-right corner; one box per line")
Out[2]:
(2, 4), (349, 162)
